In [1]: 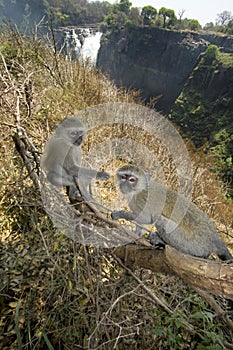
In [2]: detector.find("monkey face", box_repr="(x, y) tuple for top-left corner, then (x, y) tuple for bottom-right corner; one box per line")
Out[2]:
(55, 117), (87, 146)
(118, 173), (138, 194)
(65, 128), (86, 146)
(116, 165), (149, 196)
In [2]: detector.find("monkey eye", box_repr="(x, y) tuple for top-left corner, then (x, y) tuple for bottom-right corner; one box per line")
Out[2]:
(69, 130), (79, 137)
(128, 176), (137, 183)
(121, 175), (127, 180)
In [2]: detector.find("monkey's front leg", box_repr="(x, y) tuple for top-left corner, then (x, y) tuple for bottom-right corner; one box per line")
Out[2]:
(69, 166), (110, 201)
(96, 170), (110, 180)
(46, 164), (75, 186)
(111, 210), (143, 235)
(68, 165), (109, 181)
(111, 210), (136, 221)
(111, 211), (151, 236)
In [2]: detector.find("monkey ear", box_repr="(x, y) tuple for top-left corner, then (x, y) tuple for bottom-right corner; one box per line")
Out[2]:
(54, 124), (59, 130)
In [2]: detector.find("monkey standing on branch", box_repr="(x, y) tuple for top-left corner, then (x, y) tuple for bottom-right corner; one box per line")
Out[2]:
(111, 165), (232, 261)
(40, 116), (109, 202)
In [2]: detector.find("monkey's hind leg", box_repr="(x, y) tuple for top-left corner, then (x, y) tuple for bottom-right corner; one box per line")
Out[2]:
(66, 184), (90, 213)
(215, 243), (233, 261)
(149, 232), (166, 250)
(66, 185), (82, 204)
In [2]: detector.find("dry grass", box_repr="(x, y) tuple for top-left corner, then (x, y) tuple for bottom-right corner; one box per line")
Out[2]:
(0, 25), (233, 349)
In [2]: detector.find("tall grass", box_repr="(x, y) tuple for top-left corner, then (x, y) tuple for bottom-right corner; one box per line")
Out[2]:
(0, 25), (232, 350)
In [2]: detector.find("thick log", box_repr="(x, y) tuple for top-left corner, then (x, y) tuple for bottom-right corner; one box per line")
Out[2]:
(165, 246), (233, 300)
(114, 244), (233, 300)
(113, 244), (171, 274)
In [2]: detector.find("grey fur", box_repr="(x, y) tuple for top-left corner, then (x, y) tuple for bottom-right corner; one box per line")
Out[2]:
(40, 116), (109, 201)
(112, 165), (232, 260)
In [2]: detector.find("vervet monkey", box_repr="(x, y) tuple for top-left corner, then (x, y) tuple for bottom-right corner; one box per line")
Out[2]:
(40, 116), (109, 201)
(111, 165), (232, 261)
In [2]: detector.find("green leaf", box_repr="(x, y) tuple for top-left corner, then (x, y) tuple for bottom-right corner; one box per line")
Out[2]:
(42, 332), (54, 350)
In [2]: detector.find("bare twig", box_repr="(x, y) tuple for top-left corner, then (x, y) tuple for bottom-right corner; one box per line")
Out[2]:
(195, 288), (233, 333)
(72, 178), (151, 246)
(112, 252), (172, 313)
(12, 131), (40, 189)
(87, 285), (141, 349)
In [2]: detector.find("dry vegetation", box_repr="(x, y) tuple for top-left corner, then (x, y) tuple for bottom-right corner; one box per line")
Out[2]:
(0, 25), (233, 349)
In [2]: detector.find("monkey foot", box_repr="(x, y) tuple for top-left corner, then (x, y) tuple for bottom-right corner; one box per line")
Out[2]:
(149, 232), (165, 250)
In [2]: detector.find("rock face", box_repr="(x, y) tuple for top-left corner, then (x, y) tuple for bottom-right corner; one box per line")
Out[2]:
(169, 48), (233, 189)
(170, 52), (233, 144)
(97, 27), (233, 114)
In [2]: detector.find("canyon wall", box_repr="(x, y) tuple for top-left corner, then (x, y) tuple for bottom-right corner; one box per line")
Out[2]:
(97, 27), (233, 114)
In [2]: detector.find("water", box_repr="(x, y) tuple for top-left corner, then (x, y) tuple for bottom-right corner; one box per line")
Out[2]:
(63, 28), (102, 65)
(81, 32), (102, 64)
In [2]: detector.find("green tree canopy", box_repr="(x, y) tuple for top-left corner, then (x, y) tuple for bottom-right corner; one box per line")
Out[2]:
(0, 0), (112, 30)
(188, 19), (202, 31)
(226, 19), (233, 34)
(141, 5), (157, 25)
(159, 7), (176, 28)
(116, 0), (132, 14)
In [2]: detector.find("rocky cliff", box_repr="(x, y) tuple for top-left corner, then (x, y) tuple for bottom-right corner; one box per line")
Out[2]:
(170, 47), (233, 190)
(97, 27), (233, 114)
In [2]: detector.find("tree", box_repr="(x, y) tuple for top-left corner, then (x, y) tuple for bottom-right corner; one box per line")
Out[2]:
(141, 5), (157, 25)
(167, 13), (177, 28)
(159, 7), (176, 28)
(226, 19), (233, 34)
(178, 8), (185, 23)
(102, 11), (128, 32)
(128, 7), (142, 27)
(203, 22), (214, 31)
(0, 0), (113, 29)
(216, 10), (232, 25)
(116, 0), (132, 14)
(188, 19), (202, 31)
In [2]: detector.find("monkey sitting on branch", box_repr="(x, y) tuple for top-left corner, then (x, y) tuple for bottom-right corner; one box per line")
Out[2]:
(111, 165), (232, 261)
(40, 116), (109, 204)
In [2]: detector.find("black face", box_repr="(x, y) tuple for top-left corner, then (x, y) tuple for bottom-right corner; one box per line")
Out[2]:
(68, 130), (85, 146)
(118, 173), (138, 194)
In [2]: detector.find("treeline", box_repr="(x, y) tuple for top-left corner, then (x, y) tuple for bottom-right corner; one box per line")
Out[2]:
(0, 0), (111, 31)
(0, 0), (232, 34)
(100, 0), (233, 34)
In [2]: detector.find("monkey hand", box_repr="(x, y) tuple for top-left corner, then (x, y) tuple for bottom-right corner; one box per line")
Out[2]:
(96, 171), (110, 181)
(111, 210), (135, 221)
(111, 210), (124, 220)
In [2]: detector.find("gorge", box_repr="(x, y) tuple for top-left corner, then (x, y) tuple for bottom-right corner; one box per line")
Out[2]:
(96, 27), (233, 193)
(97, 27), (233, 114)
(55, 26), (233, 192)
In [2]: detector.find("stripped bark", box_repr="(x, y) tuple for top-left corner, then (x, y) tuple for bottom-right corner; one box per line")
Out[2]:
(113, 244), (233, 300)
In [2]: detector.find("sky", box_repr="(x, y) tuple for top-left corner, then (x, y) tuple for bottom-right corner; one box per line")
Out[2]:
(107, 0), (233, 26)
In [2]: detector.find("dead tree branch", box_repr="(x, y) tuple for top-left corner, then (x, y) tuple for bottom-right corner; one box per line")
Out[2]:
(113, 245), (233, 300)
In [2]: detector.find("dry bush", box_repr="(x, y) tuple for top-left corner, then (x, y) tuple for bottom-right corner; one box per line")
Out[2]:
(1, 25), (233, 350)
(186, 142), (233, 251)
